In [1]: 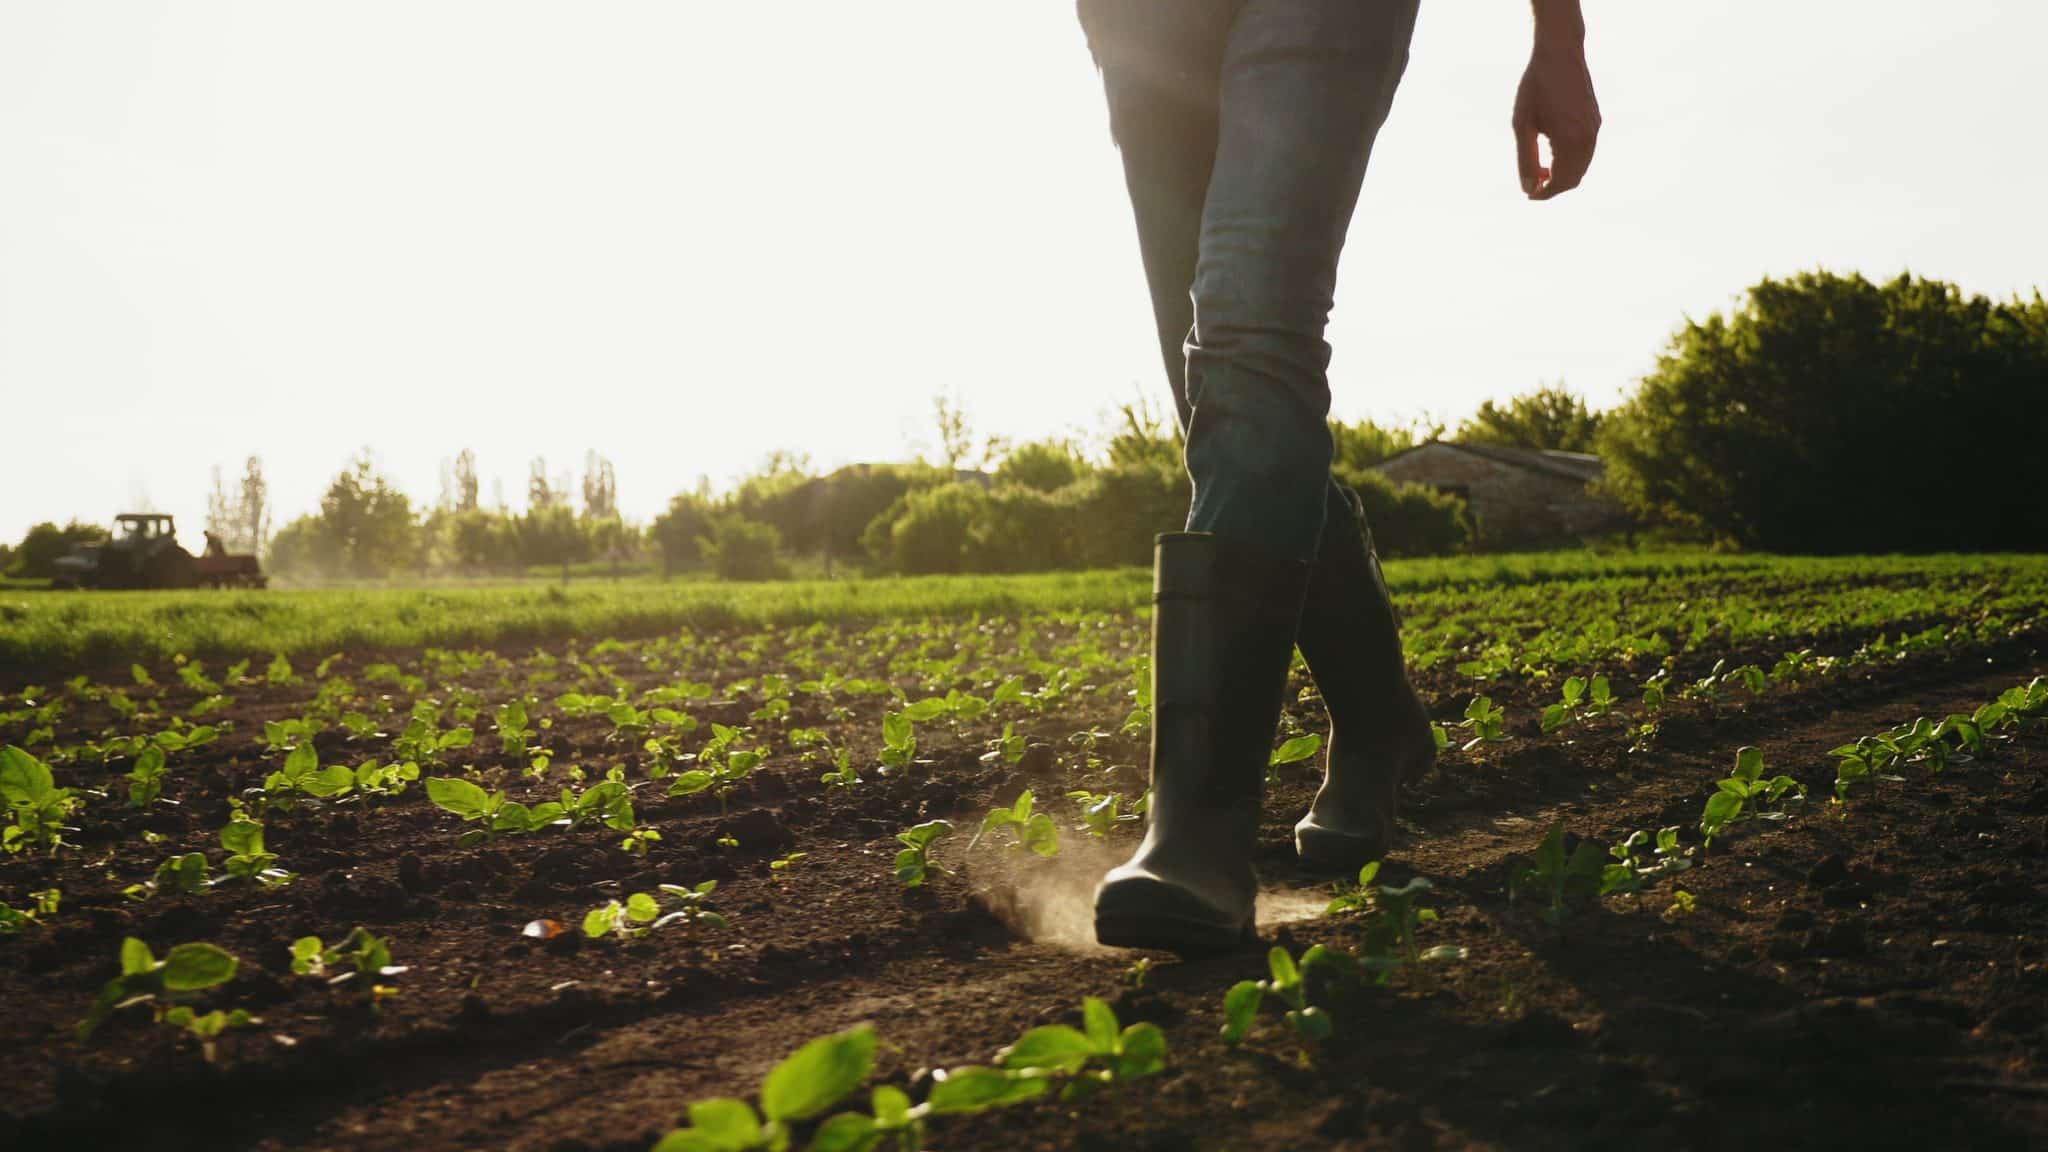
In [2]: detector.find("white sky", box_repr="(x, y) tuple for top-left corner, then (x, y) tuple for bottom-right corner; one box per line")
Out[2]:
(3, 1), (2044, 545)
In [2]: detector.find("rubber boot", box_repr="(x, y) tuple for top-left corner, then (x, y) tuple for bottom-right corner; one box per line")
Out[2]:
(1094, 533), (1309, 954)
(1292, 490), (1436, 873)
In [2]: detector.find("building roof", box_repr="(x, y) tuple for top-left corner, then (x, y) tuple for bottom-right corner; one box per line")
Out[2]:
(1371, 440), (1605, 485)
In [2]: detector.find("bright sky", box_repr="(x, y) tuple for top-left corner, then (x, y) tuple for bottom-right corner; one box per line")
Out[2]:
(3, 2), (2043, 546)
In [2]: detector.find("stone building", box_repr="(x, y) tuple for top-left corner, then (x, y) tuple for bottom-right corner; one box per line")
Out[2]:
(1370, 440), (1630, 548)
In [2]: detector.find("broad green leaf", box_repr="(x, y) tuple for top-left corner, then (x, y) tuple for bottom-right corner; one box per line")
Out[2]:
(682, 1098), (762, 1151)
(1020, 813), (1060, 857)
(582, 904), (618, 938)
(160, 942), (238, 990)
(1115, 1022), (1168, 1079)
(999, 1025), (1093, 1074)
(1700, 791), (1744, 838)
(926, 1066), (1048, 1114)
(283, 742), (317, 781)
(1292, 1005), (1333, 1042)
(220, 819), (265, 857)
(870, 1085), (912, 1127)
(1266, 946), (1300, 989)
(1733, 745), (1765, 784)
(120, 936), (155, 976)
(669, 771), (715, 797)
(1081, 996), (1118, 1052)
(626, 892), (661, 922)
(809, 1112), (878, 1152)
(427, 777), (492, 818)
(1269, 734), (1322, 766)
(0, 745), (53, 805)
(305, 764), (354, 798)
(759, 1025), (876, 1124)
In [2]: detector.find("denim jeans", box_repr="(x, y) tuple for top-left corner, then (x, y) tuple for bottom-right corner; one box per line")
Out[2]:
(1079, 0), (1419, 563)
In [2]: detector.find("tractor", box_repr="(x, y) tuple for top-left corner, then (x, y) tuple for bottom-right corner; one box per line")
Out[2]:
(51, 514), (267, 590)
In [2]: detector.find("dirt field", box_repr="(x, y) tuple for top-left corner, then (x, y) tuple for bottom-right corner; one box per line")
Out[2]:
(2, 596), (2045, 1151)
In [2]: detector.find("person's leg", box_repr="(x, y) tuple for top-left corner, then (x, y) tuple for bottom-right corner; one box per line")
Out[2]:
(1183, 0), (1421, 563)
(1092, 0), (1421, 952)
(1076, 0), (1230, 426)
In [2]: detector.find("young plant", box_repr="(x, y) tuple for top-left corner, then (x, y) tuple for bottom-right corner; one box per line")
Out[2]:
(978, 790), (1059, 857)
(1510, 822), (1605, 926)
(994, 996), (1168, 1099)
(583, 881), (727, 939)
(220, 818), (294, 886)
(1323, 863), (1466, 981)
(352, 759), (421, 797)
(1267, 733), (1323, 784)
(264, 743), (355, 803)
(668, 724), (763, 814)
(620, 827), (662, 857)
(894, 819), (955, 887)
(1455, 696), (1508, 752)
(878, 709), (917, 773)
(2, 744), (79, 854)
(123, 852), (211, 901)
(1223, 946), (1341, 1051)
(1540, 676), (1590, 734)
(1699, 746), (1804, 843)
(1068, 790), (1144, 838)
(560, 779), (635, 831)
(818, 746), (861, 789)
(291, 926), (408, 985)
(426, 777), (564, 845)
(1599, 826), (1693, 896)
(0, 888), (59, 932)
(78, 938), (242, 1044)
(980, 721), (1027, 767)
(127, 744), (169, 808)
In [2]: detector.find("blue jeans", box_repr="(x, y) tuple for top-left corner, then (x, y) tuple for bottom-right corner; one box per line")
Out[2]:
(1080, 0), (1419, 563)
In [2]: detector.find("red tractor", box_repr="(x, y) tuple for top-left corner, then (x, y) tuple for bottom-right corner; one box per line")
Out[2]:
(51, 514), (266, 590)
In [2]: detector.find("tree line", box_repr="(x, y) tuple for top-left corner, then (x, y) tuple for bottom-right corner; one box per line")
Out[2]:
(6, 269), (2040, 582)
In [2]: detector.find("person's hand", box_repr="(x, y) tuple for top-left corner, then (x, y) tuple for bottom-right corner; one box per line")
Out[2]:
(1512, 34), (1600, 200)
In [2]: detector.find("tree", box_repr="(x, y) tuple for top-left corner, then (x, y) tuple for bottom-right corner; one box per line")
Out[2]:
(1457, 385), (1603, 454)
(700, 515), (788, 581)
(582, 452), (617, 520)
(5, 520), (108, 579)
(443, 449), (480, 513)
(267, 451), (417, 579)
(1600, 271), (2048, 552)
(1329, 417), (1435, 472)
(652, 489), (718, 576)
(932, 395), (1004, 472)
(528, 458), (564, 511)
(237, 457), (270, 557)
(997, 438), (1090, 493)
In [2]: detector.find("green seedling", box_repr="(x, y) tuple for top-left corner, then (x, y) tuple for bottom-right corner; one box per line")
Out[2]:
(894, 819), (955, 887)
(1540, 676), (1590, 734)
(127, 744), (169, 808)
(653, 1026), (885, 1152)
(621, 827), (662, 857)
(1510, 822), (1605, 926)
(353, 759), (420, 797)
(560, 780), (635, 831)
(1599, 826), (1693, 896)
(1640, 670), (1670, 713)
(78, 937), (241, 1043)
(1699, 746), (1804, 843)
(819, 746), (861, 789)
(123, 852), (211, 901)
(584, 881), (727, 939)
(769, 851), (808, 874)
(2, 744), (79, 854)
(291, 926), (408, 985)
(0, 888), (59, 932)
(995, 996), (1168, 1099)
(1455, 696), (1507, 752)
(264, 743), (355, 802)
(261, 717), (321, 753)
(266, 653), (299, 686)
(392, 708), (475, 767)
(220, 818), (294, 886)
(1223, 945), (1342, 1051)
(495, 698), (533, 759)
(879, 709), (917, 773)
(668, 724), (762, 814)
(1119, 656), (1153, 737)
(1068, 790), (1143, 838)
(977, 790), (1060, 857)
(426, 777), (564, 845)
(979, 721), (1028, 767)
(1323, 863), (1466, 981)
(1267, 733), (1323, 784)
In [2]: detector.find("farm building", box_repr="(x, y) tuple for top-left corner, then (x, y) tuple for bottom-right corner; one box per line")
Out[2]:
(1370, 440), (1630, 548)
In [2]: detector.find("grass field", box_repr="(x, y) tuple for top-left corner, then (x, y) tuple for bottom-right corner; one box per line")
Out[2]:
(6, 550), (2043, 679)
(3, 550), (2046, 1149)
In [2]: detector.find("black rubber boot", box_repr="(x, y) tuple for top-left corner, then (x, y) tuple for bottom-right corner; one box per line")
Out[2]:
(1094, 533), (1310, 954)
(1292, 489), (1437, 873)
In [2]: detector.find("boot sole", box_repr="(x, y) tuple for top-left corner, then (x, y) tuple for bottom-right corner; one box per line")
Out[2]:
(1293, 821), (1389, 875)
(1094, 909), (1258, 956)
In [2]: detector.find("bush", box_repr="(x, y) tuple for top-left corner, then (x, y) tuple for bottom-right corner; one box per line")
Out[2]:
(5, 520), (109, 579)
(1337, 469), (1472, 557)
(864, 483), (987, 575)
(700, 515), (789, 581)
(1601, 271), (2048, 552)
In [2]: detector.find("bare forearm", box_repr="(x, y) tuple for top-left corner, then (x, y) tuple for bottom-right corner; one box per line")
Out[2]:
(1530, 0), (1586, 48)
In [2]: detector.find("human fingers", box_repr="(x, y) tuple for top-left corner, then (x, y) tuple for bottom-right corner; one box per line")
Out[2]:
(1532, 127), (1595, 200)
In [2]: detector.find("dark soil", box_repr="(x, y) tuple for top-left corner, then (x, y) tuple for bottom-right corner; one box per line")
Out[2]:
(2, 625), (2044, 1152)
